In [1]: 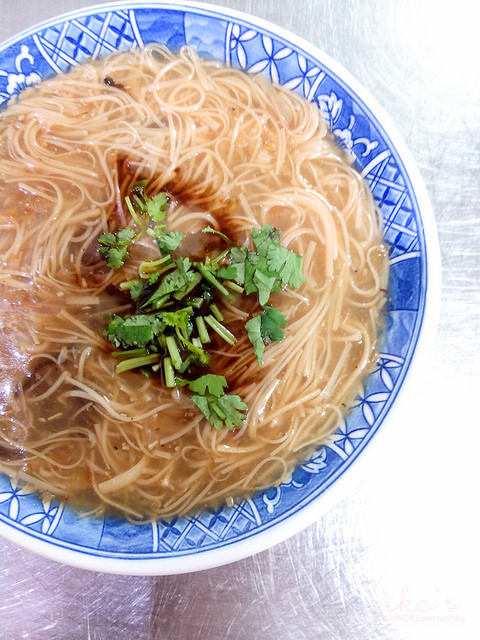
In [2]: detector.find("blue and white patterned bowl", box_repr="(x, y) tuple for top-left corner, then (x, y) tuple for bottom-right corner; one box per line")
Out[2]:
(0, 1), (440, 574)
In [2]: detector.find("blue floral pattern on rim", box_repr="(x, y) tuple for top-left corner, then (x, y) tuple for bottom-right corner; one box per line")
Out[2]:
(0, 3), (427, 562)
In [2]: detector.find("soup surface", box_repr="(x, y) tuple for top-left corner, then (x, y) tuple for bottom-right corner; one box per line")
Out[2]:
(0, 45), (388, 520)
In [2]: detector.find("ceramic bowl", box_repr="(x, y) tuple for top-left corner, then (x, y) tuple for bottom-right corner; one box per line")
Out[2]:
(0, 1), (440, 574)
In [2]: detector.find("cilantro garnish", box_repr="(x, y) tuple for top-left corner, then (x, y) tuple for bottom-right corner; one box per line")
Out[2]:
(98, 227), (135, 268)
(129, 182), (168, 221)
(217, 246), (246, 283)
(128, 280), (144, 301)
(191, 393), (247, 431)
(124, 182), (169, 229)
(145, 193), (169, 221)
(245, 305), (287, 366)
(220, 224), (305, 304)
(98, 183), (304, 430)
(185, 375), (247, 430)
(148, 226), (185, 255)
(106, 314), (166, 348)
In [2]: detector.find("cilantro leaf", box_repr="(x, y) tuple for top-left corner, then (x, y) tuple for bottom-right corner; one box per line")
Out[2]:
(98, 227), (135, 268)
(145, 193), (168, 221)
(218, 246), (248, 284)
(147, 224), (166, 241)
(148, 272), (161, 285)
(251, 224), (281, 254)
(244, 314), (264, 366)
(102, 246), (129, 269)
(187, 374), (227, 397)
(242, 259), (259, 296)
(256, 225), (305, 289)
(250, 225), (305, 297)
(186, 375), (247, 430)
(161, 308), (193, 339)
(126, 185), (168, 225)
(191, 393), (247, 430)
(216, 264), (237, 279)
(105, 314), (165, 348)
(259, 305), (287, 342)
(151, 227), (185, 255)
(115, 228), (136, 245)
(143, 273), (181, 308)
(129, 280), (144, 301)
(252, 269), (277, 306)
(266, 243), (305, 288)
(176, 257), (191, 279)
(245, 305), (287, 365)
(216, 394), (248, 430)
(191, 395), (224, 429)
(98, 232), (116, 247)
(221, 225), (305, 303)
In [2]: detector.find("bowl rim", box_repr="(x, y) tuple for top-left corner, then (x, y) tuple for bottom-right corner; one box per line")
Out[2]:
(0, 0), (441, 575)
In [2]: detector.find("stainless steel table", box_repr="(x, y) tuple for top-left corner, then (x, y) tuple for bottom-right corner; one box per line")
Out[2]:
(0, 1), (478, 638)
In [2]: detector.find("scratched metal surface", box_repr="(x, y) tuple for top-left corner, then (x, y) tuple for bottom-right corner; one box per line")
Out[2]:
(0, 1), (478, 638)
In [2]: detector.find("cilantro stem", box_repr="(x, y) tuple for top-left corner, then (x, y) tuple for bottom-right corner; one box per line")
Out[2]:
(175, 328), (210, 366)
(210, 402), (226, 420)
(195, 263), (231, 297)
(111, 348), (148, 359)
(209, 303), (224, 322)
(132, 193), (147, 212)
(165, 335), (182, 370)
(115, 353), (161, 374)
(119, 279), (142, 291)
(140, 256), (172, 270)
(205, 315), (236, 345)
(195, 316), (211, 343)
(202, 227), (231, 242)
(141, 292), (170, 310)
(163, 357), (175, 387)
(223, 280), (244, 294)
(191, 297), (204, 309)
(125, 196), (143, 227)
(139, 255), (172, 277)
(211, 248), (230, 266)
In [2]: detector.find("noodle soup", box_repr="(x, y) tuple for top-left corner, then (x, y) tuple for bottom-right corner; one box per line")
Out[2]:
(0, 46), (388, 520)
